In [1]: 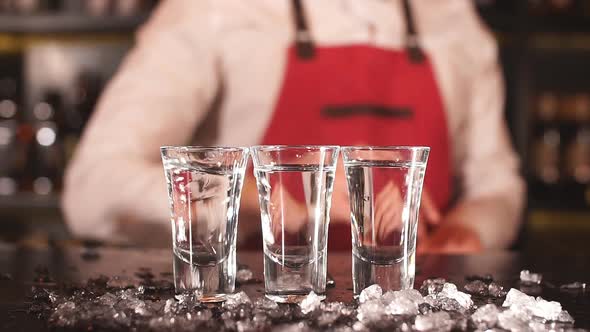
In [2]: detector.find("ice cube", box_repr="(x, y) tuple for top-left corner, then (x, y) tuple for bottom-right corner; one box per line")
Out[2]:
(252, 312), (268, 325)
(420, 278), (446, 295)
(497, 309), (530, 331)
(51, 301), (77, 327)
(395, 289), (424, 305)
(381, 290), (396, 304)
(488, 282), (507, 298)
(331, 326), (356, 332)
(194, 308), (213, 321)
(317, 312), (340, 327)
(503, 288), (535, 308)
(471, 304), (500, 329)
(382, 289), (423, 305)
(414, 311), (453, 331)
(385, 297), (418, 315)
(299, 291), (323, 314)
(530, 297), (562, 321)
(560, 282), (587, 292)
(163, 298), (176, 314)
(556, 310), (575, 324)
(324, 301), (355, 318)
(147, 317), (169, 330)
(223, 315), (237, 331)
(119, 289), (138, 300)
(449, 312), (469, 331)
(175, 291), (201, 309)
(437, 298), (465, 312)
(422, 283), (473, 312)
(132, 300), (149, 316)
(46, 290), (58, 303)
(56, 301), (76, 311)
(464, 280), (488, 296)
(439, 283), (473, 309)
(321, 301), (343, 312)
(358, 284), (382, 303)
(236, 319), (255, 332)
(254, 297), (279, 310)
(97, 293), (118, 307)
(352, 321), (368, 332)
(520, 270), (543, 285)
(418, 302), (434, 315)
(237, 269), (253, 283)
(502, 288), (567, 322)
(356, 299), (386, 322)
(223, 291), (251, 310)
(381, 289), (423, 315)
(423, 294), (437, 307)
(273, 322), (310, 332)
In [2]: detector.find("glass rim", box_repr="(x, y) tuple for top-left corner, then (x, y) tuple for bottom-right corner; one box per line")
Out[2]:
(160, 145), (249, 153)
(340, 145), (430, 152)
(250, 145), (341, 152)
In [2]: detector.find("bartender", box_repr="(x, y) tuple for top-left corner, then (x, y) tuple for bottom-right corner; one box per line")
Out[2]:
(62, 0), (524, 253)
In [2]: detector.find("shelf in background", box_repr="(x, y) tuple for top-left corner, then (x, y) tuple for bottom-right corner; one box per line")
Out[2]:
(527, 16), (590, 34)
(0, 14), (148, 34)
(478, 11), (520, 33)
(0, 193), (60, 210)
(528, 209), (590, 229)
(527, 180), (590, 211)
(530, 121), (589, 136)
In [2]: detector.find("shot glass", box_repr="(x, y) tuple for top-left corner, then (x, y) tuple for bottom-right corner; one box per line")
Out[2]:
(161, 146), (249, 302)
(342, 146), (429, 295)
(251, 145), (340, 303)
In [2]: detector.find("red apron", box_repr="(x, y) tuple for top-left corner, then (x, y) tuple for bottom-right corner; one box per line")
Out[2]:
(260, 0), (452, 250)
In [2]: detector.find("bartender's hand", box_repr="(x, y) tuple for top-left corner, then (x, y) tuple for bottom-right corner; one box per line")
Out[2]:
(418, 223), (482, 254)
(416, 190), (482, 254)
(330, 163), (444, 238)
(417, 190), (441, 240)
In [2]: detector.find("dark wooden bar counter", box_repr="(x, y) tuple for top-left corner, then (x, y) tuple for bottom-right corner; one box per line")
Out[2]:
(1, 243), (589, 331)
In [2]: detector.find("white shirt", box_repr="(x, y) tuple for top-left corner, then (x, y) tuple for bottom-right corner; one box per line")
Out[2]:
(62, 0), (525, 249)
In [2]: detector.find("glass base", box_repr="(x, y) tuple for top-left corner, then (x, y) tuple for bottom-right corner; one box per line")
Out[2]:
(199, 294), (227, 303)
(174, 292), (227, 303)
(265, 293), (326, 304)
(352, 248), (415, 296)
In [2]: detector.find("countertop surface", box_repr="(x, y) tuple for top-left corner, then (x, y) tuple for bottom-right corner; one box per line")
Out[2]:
(1, 244), (589, 330)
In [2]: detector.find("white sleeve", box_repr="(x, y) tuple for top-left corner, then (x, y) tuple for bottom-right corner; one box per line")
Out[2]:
(450, 17), (526, 249)
(62, 0), (220, 241)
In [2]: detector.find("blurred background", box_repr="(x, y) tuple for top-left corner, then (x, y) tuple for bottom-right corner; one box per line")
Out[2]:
(0, 0), (588, 254)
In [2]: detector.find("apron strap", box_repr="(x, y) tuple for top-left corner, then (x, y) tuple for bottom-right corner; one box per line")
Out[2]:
(401, 0), (425, 63)
(291, 0), (424, 62)
(291, 0), (316, 60)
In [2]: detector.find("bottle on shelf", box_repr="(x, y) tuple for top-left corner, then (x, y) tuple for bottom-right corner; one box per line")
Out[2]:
(85, 0), (112, 17)
(536, 92), (560, 123)
(28, 90), (65, 195)
(11, 0), (61, 14)
(0, 77), (25, 196)
(63, 71), (103, 162)
(531, 128), (561, 184)
(529, 0), (576, 16)
(559, 93), (590, 122)
(12, 0), (41, 14)
(565, 127), (590, 184)
(114, 0), (142, 16)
